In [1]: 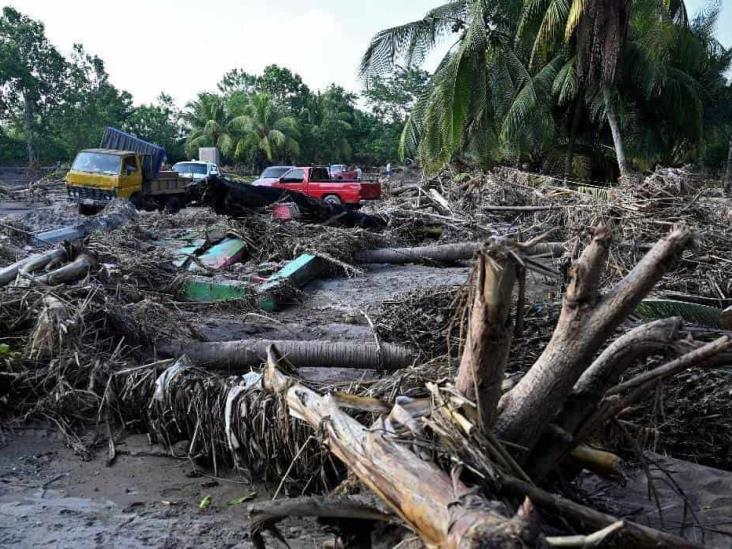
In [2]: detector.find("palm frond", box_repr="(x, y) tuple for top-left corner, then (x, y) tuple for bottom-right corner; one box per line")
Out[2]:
(360, 5), (459, 77)
(564, 0), (589, 41)
(635, 299), (722, 328)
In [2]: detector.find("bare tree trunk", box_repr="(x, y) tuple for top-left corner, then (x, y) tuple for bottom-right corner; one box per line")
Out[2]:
(526, 318), (683, 479)
(23, 93), (38, 168)
(603, 86), (629, 179)
(455, 246), (517, 430)
(564, 94), (584, 184)
(724, 134), (732, 195)
(262, 348), (536, 548)
(495, 225), (692, 458)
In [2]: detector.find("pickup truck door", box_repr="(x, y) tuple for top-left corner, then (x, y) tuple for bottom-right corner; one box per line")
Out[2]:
(276, 168), (307, 193)
(118, 155), (143, 199)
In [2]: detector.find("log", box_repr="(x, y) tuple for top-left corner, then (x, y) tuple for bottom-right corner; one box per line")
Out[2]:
(354, 242), (482, 264)
(34, 254), (96, 285)
(605, 335), (732, 396)
(158, 339), (417, 371)
(248, 495), (395, 544)
(19, 247), (68, 275)
(262, 347), (536, 548)
(456, 242), (518, 430)
(354, 241), (565, 265)
(0, 247), (67, 287)
(33, 198), (137, 246)
(496, 225), (693, 458)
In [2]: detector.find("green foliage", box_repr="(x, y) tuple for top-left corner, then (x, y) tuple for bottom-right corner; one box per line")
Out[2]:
(124, 93), (185, 162)
(363, 68), (430, 123)
(363, 0), (732, 177)
(183, 66), (405, 169)
(0, 6), (68, 164)
(46, 44), (133, 160)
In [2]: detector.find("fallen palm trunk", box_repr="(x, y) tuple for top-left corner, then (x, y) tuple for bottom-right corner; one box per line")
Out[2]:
(33, 199), (137, 246)
(0, 247), (68, 286)
(34, 254), (96, 285)
(20, 248), (68, 275)
(159, 339), (416, 371)
(141, 356), (321, 482)
(354, 241), (565, 265)
(262, 348), (536, 547)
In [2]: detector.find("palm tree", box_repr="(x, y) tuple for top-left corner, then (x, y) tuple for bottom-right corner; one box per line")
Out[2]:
(361, 0), (558, 172)
(522, 0), (691, 178)
(182, 93), (237, 159)
(302, 87), (355, 163)
(230, 93), (300, 167)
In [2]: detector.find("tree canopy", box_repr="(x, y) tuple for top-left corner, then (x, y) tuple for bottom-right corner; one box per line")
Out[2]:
(0, 8), (415, 170)
(361, 0), (732, 178)
(0, 4), (730, 179)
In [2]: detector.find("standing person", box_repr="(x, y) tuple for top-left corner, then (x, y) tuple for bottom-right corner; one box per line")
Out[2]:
(385, 162), (392, 176)
(355, 165), (363, 180)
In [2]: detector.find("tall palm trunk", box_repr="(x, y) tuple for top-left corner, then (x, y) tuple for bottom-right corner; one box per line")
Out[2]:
(724, 134), (732, 195)
(602, 86), (629, 179)
(563, 93), (584, 184)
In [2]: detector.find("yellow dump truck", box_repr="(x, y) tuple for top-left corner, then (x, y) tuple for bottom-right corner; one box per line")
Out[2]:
(66, 128), (192, 215)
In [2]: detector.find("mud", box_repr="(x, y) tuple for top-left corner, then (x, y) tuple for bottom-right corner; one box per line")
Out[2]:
(581, 455), (732, 547)
(0, 426), (333, 548)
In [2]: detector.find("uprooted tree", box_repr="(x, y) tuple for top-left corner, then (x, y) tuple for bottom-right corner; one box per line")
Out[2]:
(262, 223), (731, 547)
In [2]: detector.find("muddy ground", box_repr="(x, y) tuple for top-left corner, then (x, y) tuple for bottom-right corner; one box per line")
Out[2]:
(0, 426), (334, 548)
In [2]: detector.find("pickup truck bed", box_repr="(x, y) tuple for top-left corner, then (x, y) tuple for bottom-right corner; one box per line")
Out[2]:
(270, 166), (381, 206)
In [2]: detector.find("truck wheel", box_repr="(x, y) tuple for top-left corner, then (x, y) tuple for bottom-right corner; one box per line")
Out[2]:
(78, 203), (99, 216)
(164, 196), (182, 214)
(130, 192), (144, 210)
(323, 194), (342, 206)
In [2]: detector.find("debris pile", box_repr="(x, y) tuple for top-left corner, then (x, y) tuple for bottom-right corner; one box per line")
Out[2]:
(2, 165), (732, 546)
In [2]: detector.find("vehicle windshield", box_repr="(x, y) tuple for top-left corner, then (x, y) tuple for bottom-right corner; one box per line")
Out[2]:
(330, 164), (346, 173)
(71, 152), (121, 175)
(173, 163), (208, 175)
(261, 166), (292, 178)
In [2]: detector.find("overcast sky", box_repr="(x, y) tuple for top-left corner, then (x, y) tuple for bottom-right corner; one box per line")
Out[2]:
(5, 0), (731, 107)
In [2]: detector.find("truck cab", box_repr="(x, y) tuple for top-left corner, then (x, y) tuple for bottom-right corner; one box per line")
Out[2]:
(171, 161), (220, 181)
(67, 138), (191, 215)
(66, 149), (144, 212)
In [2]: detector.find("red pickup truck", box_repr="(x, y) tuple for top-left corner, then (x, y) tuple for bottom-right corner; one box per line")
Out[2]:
(271, 166), (381, 206)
